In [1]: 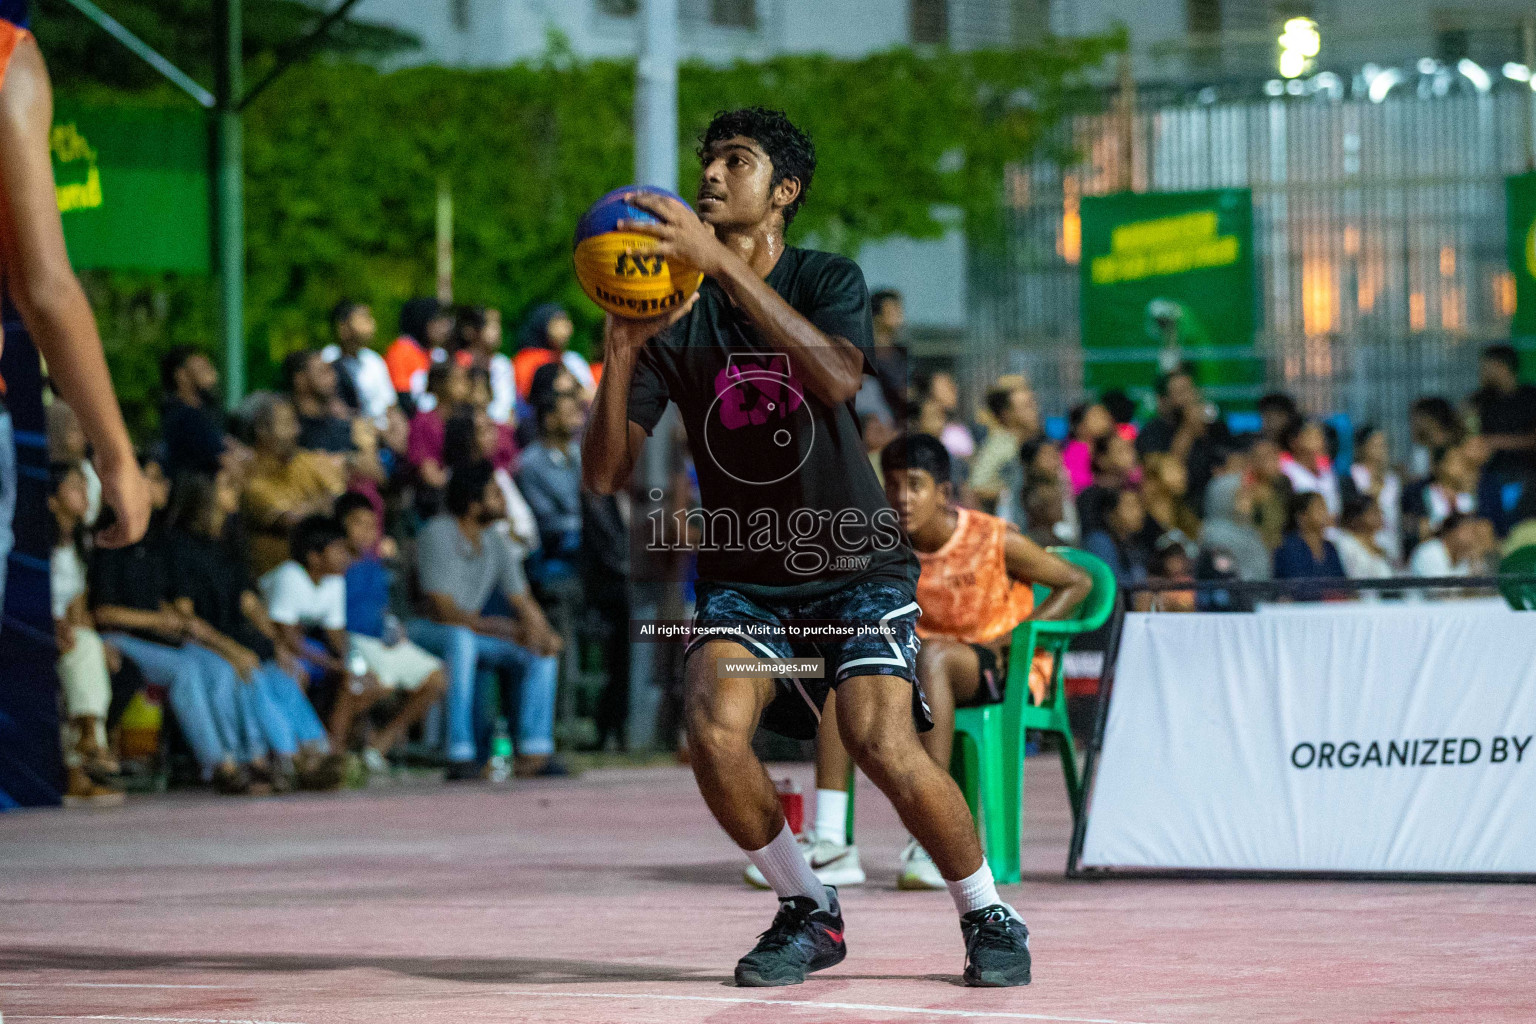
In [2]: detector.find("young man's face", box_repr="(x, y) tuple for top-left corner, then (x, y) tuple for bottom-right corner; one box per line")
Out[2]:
(874, 298), (905, 335)
(260, 401), (301, 455)
(181, 353), (220, 398)
(314, 538), (353, 578)
(342, 507), (379, 554)
(341, 307), (376, 347)
(884, 467), (948, 536)
(1480, 356), (1516, 392)
(478, 478), (508, 524)
(696, 136), (789, 230)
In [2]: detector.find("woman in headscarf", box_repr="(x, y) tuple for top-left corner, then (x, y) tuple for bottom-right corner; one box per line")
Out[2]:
(512, 304), (593, 403)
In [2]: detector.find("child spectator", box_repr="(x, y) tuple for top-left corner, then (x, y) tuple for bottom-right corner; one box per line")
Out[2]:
(260, 515), (386, 758)
(91, 457), (261, 794)
(50, 462), (123, 805)
(242, 394), (347, 576)
(334, 493), (448, 773)
(168, 472), (345, 792)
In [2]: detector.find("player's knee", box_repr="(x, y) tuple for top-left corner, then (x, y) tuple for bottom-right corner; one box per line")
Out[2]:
(843, 721), (920, 776)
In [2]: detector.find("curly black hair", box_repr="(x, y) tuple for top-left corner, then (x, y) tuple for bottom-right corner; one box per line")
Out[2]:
(699, 107), (816, 228)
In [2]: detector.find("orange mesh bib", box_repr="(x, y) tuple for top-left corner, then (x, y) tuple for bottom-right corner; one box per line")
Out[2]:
(0, 19), (29, 393)
(914, 507), (1035, 645)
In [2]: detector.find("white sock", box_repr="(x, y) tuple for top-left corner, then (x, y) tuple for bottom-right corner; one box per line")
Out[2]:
(746, 823), (829, 911)
(814, 788), (849, 845)
(946, 859), (1011, 918)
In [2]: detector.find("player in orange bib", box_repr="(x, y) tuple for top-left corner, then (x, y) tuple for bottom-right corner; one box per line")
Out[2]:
(753, 433), (1089, 892)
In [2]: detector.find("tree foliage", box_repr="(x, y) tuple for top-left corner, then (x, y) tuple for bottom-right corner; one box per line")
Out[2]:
(61, 35), (1119, 434)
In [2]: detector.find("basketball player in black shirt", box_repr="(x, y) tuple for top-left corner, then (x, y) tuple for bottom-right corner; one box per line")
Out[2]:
(582, 108), (1030, 988)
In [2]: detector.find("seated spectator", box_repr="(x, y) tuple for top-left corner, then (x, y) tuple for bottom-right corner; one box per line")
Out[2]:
(1408, 395), (1464, 479)
(1273, 492), (1345, 596)
(159, 346), (245, 480)
(1339, 424), (1402, 562)
(517, 360), (582, 450)
(514, 304), (592, 401)
(241, 395), (347, 576)
(333, 494), (448, 772)
(1257, 392), (1300, 443)
(1076, 432), (1138, 539)
(322, 301), (397, 429)
(1467, 343), (1536, 532)
(408, 361), (471, 495)
(454, 306), (516, 425)
(1017, 438), (1078, 542)
(408, 462), (563, 779)
(1408, 512), (1493, 581)
(1148, 535), (1197, 612)
(47, 401), (101, 528)
(1200, 469), (1272, 581)
(1023, 478), (1066, 549)
(1336, 495), (1398, 581)
(968, 379), (1039, 514)
(170, 474), (345, 792)
(1062, 401), (1114, 495)
(1083, 486), (1151, 588)
(1278, 418), (1340, 518)
(445, 409), (538, 554)
(1136, 365), (1231, 512)
(1403, 441), (1478, 545)
(260, 515), (388, 757)
(90, 456), (262, 794)
(1100, 388), (1138, 442)
(1247, 437), (1291, 550)
(284, 350), (355, 454)
(50, 463), (124, 805)
(1140, 452), (1202, 549)
(386, 297), (453, 409)
(517, 391), (585, 588)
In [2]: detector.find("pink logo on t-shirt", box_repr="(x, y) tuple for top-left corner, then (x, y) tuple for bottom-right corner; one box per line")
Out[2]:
(713, 354), (804, 431)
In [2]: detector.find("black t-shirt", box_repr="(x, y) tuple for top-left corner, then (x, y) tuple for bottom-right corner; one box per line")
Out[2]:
(298, 413), (356, 454)
(627, 247), (918, 602)
(1136, 411), (1232, 515)
(161, 399), (226, 479)
(167, 530), (276, 661)
(89, 530), (172, 640)
(1471, 384), (1536, 475)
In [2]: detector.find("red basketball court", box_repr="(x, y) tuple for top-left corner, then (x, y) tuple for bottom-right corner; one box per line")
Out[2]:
(2, 758), (1530, 1024)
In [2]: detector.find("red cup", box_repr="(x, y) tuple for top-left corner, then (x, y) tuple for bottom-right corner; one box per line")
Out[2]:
(776, 778), (804, 836)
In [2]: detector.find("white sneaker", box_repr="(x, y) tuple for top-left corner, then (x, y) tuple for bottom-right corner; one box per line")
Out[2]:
(896, 837), (946, 890)
(743, 833), (867, 888)
(361, 747), (391, 775)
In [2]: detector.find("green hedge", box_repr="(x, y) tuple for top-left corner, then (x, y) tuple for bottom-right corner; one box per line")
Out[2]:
(71, 37), (1119, 437)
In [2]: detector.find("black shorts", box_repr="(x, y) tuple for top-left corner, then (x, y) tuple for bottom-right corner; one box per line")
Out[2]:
(968, 643), (1007, 707)
(686, 577), (930, 740)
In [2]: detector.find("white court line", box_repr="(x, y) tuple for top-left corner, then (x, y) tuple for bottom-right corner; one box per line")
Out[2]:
(493, 989), (1172, 1024)
(6, 1017), (309, 1024)
(0, 984), (243, 991)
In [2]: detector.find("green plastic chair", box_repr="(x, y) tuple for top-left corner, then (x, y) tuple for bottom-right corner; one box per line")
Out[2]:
(1499, 545), (1536, 610)
(841, 549), (1117, 884)
(948, 548), (1117, 884)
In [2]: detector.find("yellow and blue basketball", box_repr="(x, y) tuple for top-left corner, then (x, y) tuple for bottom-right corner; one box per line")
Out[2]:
(573, 186), (704, 320)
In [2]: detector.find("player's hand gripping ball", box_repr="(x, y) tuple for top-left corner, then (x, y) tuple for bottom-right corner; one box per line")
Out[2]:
(574, 186), (704, 320)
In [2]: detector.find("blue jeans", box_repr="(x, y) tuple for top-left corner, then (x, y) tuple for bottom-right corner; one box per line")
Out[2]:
(407, 620), (558, 762)
(0, 409), (14, 620)
(104, 635), (245, 779)
(242, 662), (330, 758)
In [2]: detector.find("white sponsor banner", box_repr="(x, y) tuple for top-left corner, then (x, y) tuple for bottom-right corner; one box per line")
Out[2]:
(1081, 603), (1536, 873)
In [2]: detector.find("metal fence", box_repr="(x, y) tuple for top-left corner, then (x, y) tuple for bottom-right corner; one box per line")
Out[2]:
(967, 85), (1536, 447)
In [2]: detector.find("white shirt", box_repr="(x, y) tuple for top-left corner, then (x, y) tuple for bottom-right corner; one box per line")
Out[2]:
(1280, 455), (1341, 517)
(260, 560), (347, 630)
(1349, 463), (1402, 557)
(321, 344), (397, 428)
(1408, 538), (1471, 578)
(50, 544), (87, 620)
(1336, 531), (1396, 580)
(488, 352), (517, 425)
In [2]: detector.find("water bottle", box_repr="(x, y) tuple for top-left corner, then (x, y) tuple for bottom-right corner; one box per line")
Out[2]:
(488, 717), (513, 783)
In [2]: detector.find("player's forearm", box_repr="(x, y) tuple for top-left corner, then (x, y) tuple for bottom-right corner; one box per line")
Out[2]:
(581, 344), (642, 494)
(713, 256), (864, 407)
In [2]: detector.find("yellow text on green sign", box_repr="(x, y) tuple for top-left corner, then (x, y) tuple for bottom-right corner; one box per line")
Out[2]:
(1090, 209), (1241, 286)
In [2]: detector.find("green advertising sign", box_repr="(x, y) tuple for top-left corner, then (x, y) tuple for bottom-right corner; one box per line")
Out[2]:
(1079, 188), (1258, 398)
(52, 103), (209, 274)
(1506, 172), (1536, 339)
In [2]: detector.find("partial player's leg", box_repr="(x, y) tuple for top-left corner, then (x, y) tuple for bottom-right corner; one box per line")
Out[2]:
(913, 636), (984, 772)
(836, 672), (1031, 987)
(684, 639), (847, 987)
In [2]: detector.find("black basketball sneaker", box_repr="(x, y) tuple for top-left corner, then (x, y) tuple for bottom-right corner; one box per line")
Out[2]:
(960, 905), (1032, 987)
(734, 886), (847, 987)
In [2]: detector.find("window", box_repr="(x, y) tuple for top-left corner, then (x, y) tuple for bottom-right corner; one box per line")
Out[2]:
(710, 0), (757, 28)
(597, 0), (639, 16)
(910, 0), (948, 44)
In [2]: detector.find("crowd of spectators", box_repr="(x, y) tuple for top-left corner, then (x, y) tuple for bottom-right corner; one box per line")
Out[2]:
(42, 282), (1536, 805)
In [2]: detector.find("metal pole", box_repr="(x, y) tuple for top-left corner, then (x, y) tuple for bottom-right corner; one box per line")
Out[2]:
(214, 0), (245, 409)
(627, 0), (679, 750)
(435, 176), (454, 305)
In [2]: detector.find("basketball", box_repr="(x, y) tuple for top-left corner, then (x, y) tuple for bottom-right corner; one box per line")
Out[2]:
(573, 185), (704, 319)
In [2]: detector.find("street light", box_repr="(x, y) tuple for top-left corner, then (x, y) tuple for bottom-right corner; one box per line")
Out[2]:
(1278, 17), (1321, 79)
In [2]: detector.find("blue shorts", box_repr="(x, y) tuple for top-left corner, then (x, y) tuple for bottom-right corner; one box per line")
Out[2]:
(685, 577), (930, 740)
